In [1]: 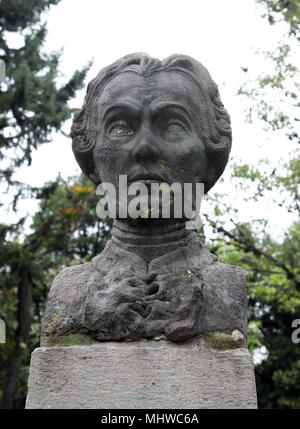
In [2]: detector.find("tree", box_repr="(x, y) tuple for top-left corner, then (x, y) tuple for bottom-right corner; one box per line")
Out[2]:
(0, 0), (90, 188)
(257, 0), (300, 40)
(202, 0), (300, 408)
(1, 0), (299, 409)
(0, 0), (91, 408)
(0, 174), (111, 408)
(203, 153), (300, 407)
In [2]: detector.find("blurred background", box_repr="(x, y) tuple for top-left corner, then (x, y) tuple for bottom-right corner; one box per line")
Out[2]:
(0, 0), (299, 408)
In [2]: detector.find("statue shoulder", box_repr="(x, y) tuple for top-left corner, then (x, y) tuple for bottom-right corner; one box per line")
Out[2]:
(202, 257), (246, 289)
(40, 240), (130, 345)
(199, 258), (248, 339)
(41, 259), (100, 345)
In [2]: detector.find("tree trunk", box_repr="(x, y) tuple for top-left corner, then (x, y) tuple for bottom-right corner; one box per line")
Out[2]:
(1, 268), (32, 409)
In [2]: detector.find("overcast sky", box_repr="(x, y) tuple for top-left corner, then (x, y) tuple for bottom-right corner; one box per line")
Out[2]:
(2, 0), (298, 234)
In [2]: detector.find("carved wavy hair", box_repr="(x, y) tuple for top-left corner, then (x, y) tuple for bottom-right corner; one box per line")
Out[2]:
(71, 53), (232, 193)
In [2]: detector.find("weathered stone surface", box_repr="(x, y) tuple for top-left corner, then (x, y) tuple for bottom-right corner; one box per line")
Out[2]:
(39, 52), (240, 345)
(26, 53), (256, 410)
(41, 231), (248, 345)
(26, 339), (257, 409)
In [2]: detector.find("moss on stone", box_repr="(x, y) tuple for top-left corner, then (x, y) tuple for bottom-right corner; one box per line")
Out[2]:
(202, 330), (245, 351)
(41, 328), (245, 350)
(158, 160), (171, 171)
(43, 313), (64, 335)
(41, 333), (98, 348)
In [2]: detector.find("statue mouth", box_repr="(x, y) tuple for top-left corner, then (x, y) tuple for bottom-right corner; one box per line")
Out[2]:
(128, 173), (168, 184)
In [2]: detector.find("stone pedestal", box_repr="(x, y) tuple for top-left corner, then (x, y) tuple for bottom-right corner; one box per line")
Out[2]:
(26, 338), (257, 409)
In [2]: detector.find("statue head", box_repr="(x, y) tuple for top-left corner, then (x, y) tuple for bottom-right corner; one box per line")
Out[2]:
(71, 53), (232, 206)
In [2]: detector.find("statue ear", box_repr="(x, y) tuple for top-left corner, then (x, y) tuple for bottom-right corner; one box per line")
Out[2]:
(72, 134), (100, 185)
(89, 170), (101, 185)
(204, 148), (230, 193)
(204, 163), (217, 194)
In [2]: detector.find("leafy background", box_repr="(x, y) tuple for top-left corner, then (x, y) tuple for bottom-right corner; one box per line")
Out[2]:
(0, 0), (299, 408)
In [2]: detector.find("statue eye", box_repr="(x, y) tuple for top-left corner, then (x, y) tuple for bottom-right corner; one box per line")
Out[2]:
(108, 120), (134, 136)
(165, 123), (185, 133)
(161, 122), (187, 140)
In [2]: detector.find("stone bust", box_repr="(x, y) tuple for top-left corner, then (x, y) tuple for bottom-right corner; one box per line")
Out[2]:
(41, 53), (247, 346)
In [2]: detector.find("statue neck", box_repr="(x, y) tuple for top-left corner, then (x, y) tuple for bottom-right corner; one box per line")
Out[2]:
(111, 219), (193, 262)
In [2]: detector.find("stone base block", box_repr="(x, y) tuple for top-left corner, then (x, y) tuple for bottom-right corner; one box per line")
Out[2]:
(26, 340), (257, 409)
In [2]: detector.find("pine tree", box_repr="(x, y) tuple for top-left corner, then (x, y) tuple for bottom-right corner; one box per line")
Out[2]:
(0, 0), (90, 185)
(0, 0), (91, 408)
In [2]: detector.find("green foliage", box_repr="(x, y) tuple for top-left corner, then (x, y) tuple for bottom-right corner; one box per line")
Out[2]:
(0, 0), (92, 408)
(238, 43), (299, 143)
(257, 0), (300, 39)
(237, 2), (300, 145)
(0, 0), (90, 183)
(1, 0), (300, 410)
(204, 148), (300, 408)
(225, 6), (300, 405)
(0, 174), (111, 407)
(248, 321), (263, 353)
(0, 0), (60, 32)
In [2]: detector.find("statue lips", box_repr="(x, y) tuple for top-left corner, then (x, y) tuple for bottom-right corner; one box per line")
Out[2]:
(128, 172), (169, 185)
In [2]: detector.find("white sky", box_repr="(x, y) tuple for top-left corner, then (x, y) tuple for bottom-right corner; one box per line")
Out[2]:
(1, 0), (299, 234)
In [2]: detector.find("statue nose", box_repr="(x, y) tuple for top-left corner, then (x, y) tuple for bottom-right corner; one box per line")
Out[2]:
(132, 138), (159, 164)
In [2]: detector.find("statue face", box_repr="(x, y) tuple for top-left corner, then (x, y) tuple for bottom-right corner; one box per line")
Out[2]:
(93, 70), (208, 221)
